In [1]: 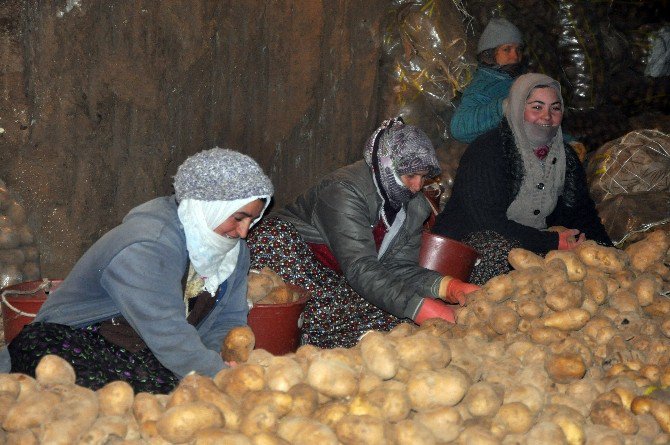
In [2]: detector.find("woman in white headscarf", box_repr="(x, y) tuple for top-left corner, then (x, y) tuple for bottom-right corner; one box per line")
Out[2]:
(1, 148), (273, 394)
(434, 73), (612, 284)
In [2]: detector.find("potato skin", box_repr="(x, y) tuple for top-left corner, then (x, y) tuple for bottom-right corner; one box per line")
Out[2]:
(221, 326), (256, 363)
(359, 331), (399, 380)
(156, 401), (224, 443)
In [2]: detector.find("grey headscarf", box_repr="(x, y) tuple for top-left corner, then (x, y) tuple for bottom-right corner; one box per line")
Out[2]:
(503, 73), (567, 230)
(363, 117), (440, 227)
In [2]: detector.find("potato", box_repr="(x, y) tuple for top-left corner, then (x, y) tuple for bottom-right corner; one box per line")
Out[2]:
(526, 421), (568, 444)
(334, 414), (387, 445)
(193, 428), (252, 445)
(133, 392), (165, 424)
(529, 326), (568, 345)
(39, 384), (99, 445)
(504, 385), (546, 414)
(632, 273), (662, 307)
(78, 415), (128, 445)
(97, 380), (134, 417)
(259, 286), (294, 304)
(251, 432), (291, 445)
(413, 406), (462, 442)
(541, 404), (585, 445)
(392, 419), (436, 445)
(306, 357), (358, 398)
(508, 248), (545, 270)
(407, 367), (470, 411)
(247, 267), (284, 303)
(631, 395), (670, 433)
(359, 330), (399, 380)
(463, 382), (502, 417)
(590, 400), (639, 435)
(215, 364), (265, 400)
(2, 390), (61, 430)
(181, 373), (242, 431)
(395, 332), (451, 370)
(470, 298), (494, 321)
(313, 401), (349, 428)
(0, 374), (21, 398)
(222, 326), (256, 363)
(482, 274), (515, 302)
(34, 354), (76, 385)
(542, 259), (570, 292)
(241, 404), (279, 436)
(542, 308), (590, 331)
(625, 230), (669, 272)
(458, 425), (499, 444)
(488, 306), (519, 334)
(492, 402), (533, 435)
(516, 297), (543, 320)
(156, 401), (224, 443)
(287, 383), (319, 417)
(545, 250), (587, 282)
(582, 276), (608, 305)
(360, 386), (411, 422)
(575, 241), (628, 273)
(265, 356), (304, 392)
(241, 390), (292, 419)
(276, 416), (339, 445)
(545, 283), (584, 312)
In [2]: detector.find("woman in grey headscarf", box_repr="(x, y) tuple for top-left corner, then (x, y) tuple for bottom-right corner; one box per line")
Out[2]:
(247, 117), (479, 348)
(433, 73), (612, 285)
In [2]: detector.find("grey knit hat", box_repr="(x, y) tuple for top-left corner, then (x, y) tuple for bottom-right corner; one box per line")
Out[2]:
(174, 147), (273, 201)
(477, 18), (523, 53)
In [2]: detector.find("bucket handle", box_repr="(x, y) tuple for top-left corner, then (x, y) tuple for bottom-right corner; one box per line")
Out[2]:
(1, 278), (53, 318)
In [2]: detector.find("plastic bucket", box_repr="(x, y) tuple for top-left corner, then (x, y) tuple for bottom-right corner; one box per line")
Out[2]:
(419, 232), (479, 282)
(247, 284), (310, 356)
(1, 279), (62, 344)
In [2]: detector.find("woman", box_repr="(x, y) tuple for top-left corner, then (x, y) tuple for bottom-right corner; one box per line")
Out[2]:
(247, 118), (479, 349)
(0, 148), (273, 393)
(450, 17), (525, 144)
(433, 73), (612, 285)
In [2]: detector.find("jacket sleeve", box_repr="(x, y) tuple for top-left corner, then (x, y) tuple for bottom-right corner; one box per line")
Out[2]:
(445, 141), (559, 254)
(450, 94), (505, 144)
(311, 182), (441, 320)
(101, 241), (225, 379)
(198, 247), (250, 353)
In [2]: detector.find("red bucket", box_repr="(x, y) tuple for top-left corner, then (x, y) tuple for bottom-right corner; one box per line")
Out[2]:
(1, 279), (62, 344)
(247, 284), (310, 356)
(419, 232), (479, 282)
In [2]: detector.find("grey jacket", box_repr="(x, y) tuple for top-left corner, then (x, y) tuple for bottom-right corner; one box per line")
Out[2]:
(0, 196), (249, 378)
(277, 160), (443, 320)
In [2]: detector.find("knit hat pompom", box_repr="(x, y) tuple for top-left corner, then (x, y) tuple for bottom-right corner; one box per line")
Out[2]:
(477, 18), (523, 54)
(174, 147), (273, 201)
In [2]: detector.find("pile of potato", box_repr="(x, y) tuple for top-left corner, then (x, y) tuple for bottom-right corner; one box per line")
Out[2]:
(1, 229), (669, 444)
(247, 267), (306, 305)
(0, 180), (41, 291)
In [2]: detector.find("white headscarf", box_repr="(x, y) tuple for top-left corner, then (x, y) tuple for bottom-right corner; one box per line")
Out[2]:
(178, 196), (269, 294)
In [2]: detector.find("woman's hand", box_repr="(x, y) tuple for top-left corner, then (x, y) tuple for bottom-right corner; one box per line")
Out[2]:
(558, 229), (586, 250)
(440, 277), (480, 305)
(414, 298), (456, 325)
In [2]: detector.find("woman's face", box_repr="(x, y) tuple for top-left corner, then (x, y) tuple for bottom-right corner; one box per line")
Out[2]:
(400, 170), (429, 194)
(213, 199), (264, 239)
(524, 87), (563, 127)
(494, 43), (522, 66)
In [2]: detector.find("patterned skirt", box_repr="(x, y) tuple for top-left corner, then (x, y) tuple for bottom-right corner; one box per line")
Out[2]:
(462, 230), (522, 285)
(8, 322), (179, 394)
(247, 216), (406, 349)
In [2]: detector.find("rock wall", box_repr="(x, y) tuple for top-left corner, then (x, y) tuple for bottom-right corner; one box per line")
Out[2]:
(0, 0), (388, 278)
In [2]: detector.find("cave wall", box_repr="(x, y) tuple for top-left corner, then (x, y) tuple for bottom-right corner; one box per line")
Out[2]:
(0, 0), (388, 278)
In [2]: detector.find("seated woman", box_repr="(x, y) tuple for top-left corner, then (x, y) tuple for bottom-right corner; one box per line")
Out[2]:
(0, 148), (273, 394)
(433, 73), (612, 285)
(450, 17), (525, 144)
(247, 117), (479, 349)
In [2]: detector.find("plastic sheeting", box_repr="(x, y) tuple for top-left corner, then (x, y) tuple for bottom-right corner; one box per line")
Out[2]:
(586, 129), (670, 245)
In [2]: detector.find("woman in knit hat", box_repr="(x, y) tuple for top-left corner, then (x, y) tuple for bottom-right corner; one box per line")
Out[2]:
(0, 148), (273, 393)
(246, 117), (479, 349)
(450, 17), (525, 143)
(433, 73), (611, 284)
